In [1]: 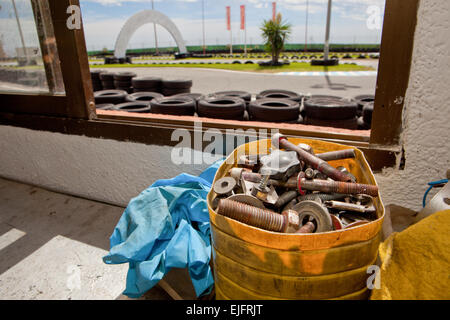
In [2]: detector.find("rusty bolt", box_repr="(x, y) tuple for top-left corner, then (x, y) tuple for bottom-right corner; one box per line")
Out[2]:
(274, 190), (298, 209)
(217, 199), (299, 233)
(272, 134), (352, 182)
(283, 197), (299, 211)
(324, 200), (376, 213)
(298, 178), (379, 197)
(336, 166), (357, 183)
(316, 149), (356, 162)
(295, 221), (316, 234)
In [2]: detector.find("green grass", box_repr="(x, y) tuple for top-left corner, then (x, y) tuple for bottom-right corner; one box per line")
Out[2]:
(90, 61), (373, 73)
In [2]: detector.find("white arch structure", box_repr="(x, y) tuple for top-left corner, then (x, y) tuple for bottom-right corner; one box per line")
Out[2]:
(114, 10), (188, 58)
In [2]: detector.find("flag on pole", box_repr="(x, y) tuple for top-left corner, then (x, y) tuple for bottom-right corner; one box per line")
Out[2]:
(240, 5), (246, 30)
(226, 6), (231, 30)
(272, 2), (277, 21)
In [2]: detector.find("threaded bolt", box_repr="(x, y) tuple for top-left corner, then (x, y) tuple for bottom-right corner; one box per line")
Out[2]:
(296, 221), (316, 234)
(251, 174), (271, 201)
(299, 178), (379, 197)
(217, 199), (299, 233)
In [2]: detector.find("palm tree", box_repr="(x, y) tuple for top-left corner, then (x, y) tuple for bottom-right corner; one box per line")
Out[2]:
(260, 13), (292, 65)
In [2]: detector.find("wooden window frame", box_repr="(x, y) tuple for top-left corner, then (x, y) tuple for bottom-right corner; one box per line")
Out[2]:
(0, 0), (419, 172)
(1, 0), (95, 119)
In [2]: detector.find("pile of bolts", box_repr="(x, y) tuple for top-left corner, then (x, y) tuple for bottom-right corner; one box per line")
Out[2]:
(212, 134), (379, 234)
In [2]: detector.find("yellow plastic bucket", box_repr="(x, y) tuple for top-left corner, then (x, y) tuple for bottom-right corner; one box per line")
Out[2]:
(207, 138), (385, 300)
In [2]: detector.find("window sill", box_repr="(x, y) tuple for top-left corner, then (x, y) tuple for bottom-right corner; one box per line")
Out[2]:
(0, 110), (397, 172)
(95, 109), (371, 144)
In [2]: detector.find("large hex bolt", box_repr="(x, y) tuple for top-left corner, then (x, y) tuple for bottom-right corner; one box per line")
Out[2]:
(217, 199), (300, 233)
(272, 133), (352, 182)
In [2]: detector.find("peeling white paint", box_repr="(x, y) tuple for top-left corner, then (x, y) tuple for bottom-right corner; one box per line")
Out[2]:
(394, 96), (404, 105)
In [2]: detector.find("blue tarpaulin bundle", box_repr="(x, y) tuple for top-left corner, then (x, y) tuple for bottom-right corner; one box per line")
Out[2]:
(103, 160), (223, 298)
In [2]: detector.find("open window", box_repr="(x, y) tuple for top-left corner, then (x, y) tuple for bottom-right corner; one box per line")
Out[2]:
(0, 0), (419, 172)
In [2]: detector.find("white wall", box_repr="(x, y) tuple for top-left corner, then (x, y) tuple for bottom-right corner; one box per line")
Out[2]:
(374, 0), (450, 211)
(0, 0), (449, 211)
(0, 126), (208, 207)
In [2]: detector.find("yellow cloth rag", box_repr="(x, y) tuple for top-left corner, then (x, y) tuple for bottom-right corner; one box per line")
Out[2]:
(371, 210), (450, 300)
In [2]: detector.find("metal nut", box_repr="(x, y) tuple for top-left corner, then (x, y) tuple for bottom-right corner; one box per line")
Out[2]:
(305, 168), (315, 179)
(214, 177), (237, 196)
(281, 210), (300, 233)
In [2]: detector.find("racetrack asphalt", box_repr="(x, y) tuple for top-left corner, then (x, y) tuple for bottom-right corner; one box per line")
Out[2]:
(101, 66), (377, 99)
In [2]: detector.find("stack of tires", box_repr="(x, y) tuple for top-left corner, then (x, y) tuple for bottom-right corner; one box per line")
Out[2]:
(249, 90), (302, 123)
(113, 72), (137, 93)
(90, 70), (104, 92)
(354, 94), (375, 116)
(99, 72), (115, 90)
(303, 96), (359, 129)
(93, 86), (374, 131)
(132, 77), (162, 93)
(354, 94), (375, 130)
(113, 101), (151, 114)
(197, 96), (246, 120)
(161, 79), (192, 96)
(125, 92), (163, 104)
(150, 96), (196, 116)
(94, 90), (128, 109)
(172, 93), (204, 114)
(357, 101), (373, 130)
(212, 91), (252, 110)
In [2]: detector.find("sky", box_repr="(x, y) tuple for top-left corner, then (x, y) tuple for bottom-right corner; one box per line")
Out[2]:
(79, 0), (386, 51)
(0, 0), (385, 56)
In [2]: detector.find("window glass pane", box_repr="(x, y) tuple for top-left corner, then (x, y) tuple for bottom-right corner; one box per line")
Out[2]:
(0, 0), (65, 94)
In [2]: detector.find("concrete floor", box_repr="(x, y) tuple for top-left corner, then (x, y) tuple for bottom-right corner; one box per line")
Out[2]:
(0, 176), (421, 300)
(0, 177), (196, 300)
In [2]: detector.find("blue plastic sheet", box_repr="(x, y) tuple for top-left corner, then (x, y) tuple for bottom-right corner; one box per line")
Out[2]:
(103, 160), (223, 298)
